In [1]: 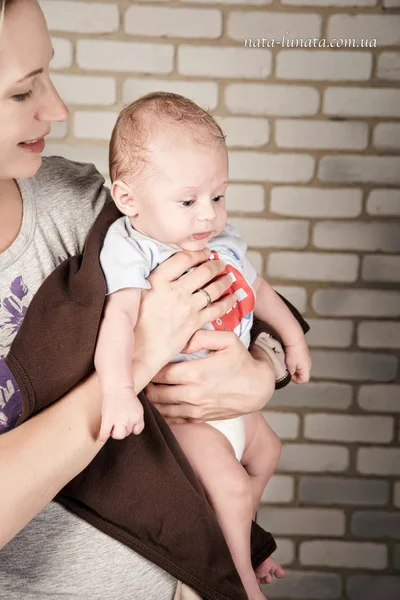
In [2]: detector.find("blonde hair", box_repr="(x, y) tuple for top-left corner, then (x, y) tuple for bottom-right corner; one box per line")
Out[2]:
(109, 91), (226, 183)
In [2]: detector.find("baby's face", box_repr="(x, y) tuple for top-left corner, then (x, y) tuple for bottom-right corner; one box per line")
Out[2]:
(131, 132), (228, 251)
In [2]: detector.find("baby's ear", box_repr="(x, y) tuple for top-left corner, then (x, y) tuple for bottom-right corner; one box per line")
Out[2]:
(111, 179), (138, 217)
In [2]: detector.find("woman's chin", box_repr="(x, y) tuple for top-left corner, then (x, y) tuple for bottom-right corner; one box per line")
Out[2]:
(14, 152), (43, 179)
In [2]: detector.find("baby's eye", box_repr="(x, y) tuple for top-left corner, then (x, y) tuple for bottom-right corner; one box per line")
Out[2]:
(180, 200), (195, 207)
(212, 195), (224, 204)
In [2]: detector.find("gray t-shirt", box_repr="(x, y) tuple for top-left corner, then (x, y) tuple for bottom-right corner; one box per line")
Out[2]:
(0, 156), (176, 600)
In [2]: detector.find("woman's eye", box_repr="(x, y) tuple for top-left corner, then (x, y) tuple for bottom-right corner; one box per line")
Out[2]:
(12, 91), (33, 102)
(212, 195), (224, 203)
(181, 200), (195, 207)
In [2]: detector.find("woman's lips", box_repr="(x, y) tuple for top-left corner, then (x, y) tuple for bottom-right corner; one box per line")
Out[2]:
(18, 137), (46, 153)
(191, 232), (212, 240)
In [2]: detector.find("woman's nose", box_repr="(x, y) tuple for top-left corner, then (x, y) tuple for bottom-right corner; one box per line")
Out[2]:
(35, 80), (69, 123)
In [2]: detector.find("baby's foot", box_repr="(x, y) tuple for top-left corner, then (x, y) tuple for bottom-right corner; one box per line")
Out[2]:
(255, 556), (286, 585)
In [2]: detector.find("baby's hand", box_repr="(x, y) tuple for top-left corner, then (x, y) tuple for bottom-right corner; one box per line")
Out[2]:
(100, 389), (145, 443)
(285, 339), (312, 385)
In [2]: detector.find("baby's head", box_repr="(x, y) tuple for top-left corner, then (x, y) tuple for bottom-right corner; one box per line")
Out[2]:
(109, 92), (228, 251)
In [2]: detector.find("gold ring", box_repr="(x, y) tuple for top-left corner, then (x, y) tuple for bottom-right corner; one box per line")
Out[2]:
(199, 288), (212, 308)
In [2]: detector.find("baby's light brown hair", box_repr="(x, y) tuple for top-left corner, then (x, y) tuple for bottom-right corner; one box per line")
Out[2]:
(109, 91), (226, 183)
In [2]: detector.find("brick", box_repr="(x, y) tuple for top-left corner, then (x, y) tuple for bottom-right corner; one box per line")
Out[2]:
(246, 250), (263, 275)
(367, 190), (400, 217)
(228, 11), (321, 42)
(328, 15), (400, 47)
(311, 350), (397, 382)
(270, 187), (362, 218)
(262, 411), (300, 440)
(178, 46), (272, 79)
(77, 40), (174, 75)
(261, 475), (294, 504)
(183, 0), (272, 3)
(225, 83), (320, 117)
(394, 545), (400, 570)
(268, 252), (358, 283)
(43, 144), (109, 175)
(278, 443), (349, 473)
(357, 448), (400, 475)
(395, 482), (400, 508)
(50, 74), (116, 106)
(262, 570), (341, 600)
(282, 0), (376, 3)
(347, 576), (400, 600)
(358, 385), (400, 413)
(359, 321), (400, 349)
(228, 218), (309, 248)
(216, 117), (269, 148)
(258, 507), (345, 537)
(299, 476), (389, 506)
(226, 184), (264, 213)
(300, 541), (387, 570)
(122, 78), (218, 111)
(51, 37), (73, 70)
(305, 319), (353, 348)
(324, 87), (400, 118)
(373, 123), (400, 150)
(125, 7), (221, 39)
(269, 382), (352, 411)
(362, 256), (400, 283)
(314, 222), (400, 252)
(377, 52), (400, 81)
(352, 511), (400, 540)
(384, 0), (400, 5)
(40, 1), (119, 33)
(273, 286), (307, 314)
(229, 152), (315, 183)
(73, 111), (118, 141)
(48, 121), (68, 140)
(305, 414), (394, 444)
(277, 51), (372, 81)
(275, 119), (368, 150)
(270, 539), (294, 566)
(313, 288), (400, 318)
(319, 155), (400, 185)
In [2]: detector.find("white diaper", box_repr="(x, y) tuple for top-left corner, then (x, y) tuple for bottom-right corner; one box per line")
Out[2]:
(207, 416), (246, 461)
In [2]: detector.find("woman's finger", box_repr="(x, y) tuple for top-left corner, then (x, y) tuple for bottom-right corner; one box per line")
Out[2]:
(148, 249), (211, 284)
(178, 258), (226, 295)
(193, 272), (235, 310)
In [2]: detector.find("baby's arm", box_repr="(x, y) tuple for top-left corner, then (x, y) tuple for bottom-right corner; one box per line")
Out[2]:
(94, 288), (144, 442)
(252, 275), (311, 384)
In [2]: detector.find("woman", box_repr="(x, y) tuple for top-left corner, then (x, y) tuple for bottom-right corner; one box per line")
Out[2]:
(0, 1), (281, 598)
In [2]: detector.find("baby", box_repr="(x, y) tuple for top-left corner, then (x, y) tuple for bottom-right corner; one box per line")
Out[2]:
(95, 92), (311, 600)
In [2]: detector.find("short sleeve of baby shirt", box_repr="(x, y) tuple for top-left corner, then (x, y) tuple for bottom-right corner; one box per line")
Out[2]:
(100, 217), (152, 294)
(212, 223), (258, 285)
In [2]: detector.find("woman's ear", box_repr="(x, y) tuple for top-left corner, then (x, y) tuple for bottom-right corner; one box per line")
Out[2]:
(111, 179), (139, 217)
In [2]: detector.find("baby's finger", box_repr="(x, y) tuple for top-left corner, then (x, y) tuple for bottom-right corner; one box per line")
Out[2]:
(99, 418), (113, 443)
(112, 423), (129, 440)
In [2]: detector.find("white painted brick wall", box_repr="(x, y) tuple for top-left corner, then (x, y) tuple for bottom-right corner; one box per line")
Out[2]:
(41, 1), (119, 34)
(178, 46), (272, 79)
(228, 218), (309, 248)
(122, 78), (219, 111)
(362, 256), (400, 283)
(373, 123), (400, 150)
(269, 382), (353, 410)
(358, 385), (400, 413)
(77, 40), (174, 74)
(268, 252), (359, 282)
(246, 250), (263, 275)
(304, 414), (394, 443)
(313, 222), (400, 252)
(310, 350), (397, 382)
(327, 15), (400, 47)
(276, 51), (372, 82)
(227, 11), (321, 42)
(225, 84), (320, 116)
(262, 411), (300, 440)
(305, 319), (353, 348)
(366, 190), (400, 216)
(324, 88), (400, 118)
(319, 155), (400, 185)
(357, 448), (400, 476)
(273, 286), (307, 314)
(275, 119), (368, 150)
(51, 38), (73, 70)
(226, 184), (265, 213)
(278, 444), (349, 472)
(377, 53), (400, 81)
(261, 475), (294, 503)
(51, 74), (116, 106)
(258, 507), (345, 536)
(270, 187), (362, 218)
(125, 7), (221, 39)
(300, 541), (387, 570)
(313, 289), (400, 317)
(74, 111), (118, 140)
(358, 322), (400, 349)
(282, 0), (376, 4)
(229, 151), (315, 183)
(216, 117), (270, 148)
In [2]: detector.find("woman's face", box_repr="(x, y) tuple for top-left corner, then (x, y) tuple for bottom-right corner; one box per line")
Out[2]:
(0, 0), (68, 180)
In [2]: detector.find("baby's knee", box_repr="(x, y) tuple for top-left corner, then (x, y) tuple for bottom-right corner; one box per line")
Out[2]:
(219, 465), (253, 506)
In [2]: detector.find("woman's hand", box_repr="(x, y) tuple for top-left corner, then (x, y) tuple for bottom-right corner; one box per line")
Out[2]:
(145, 329), (276, 423)
(131, 249), (236, 389)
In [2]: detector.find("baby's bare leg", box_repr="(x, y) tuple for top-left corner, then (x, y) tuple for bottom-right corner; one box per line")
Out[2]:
(242, 413), (286, 585)
(170, 422), (266, 600)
